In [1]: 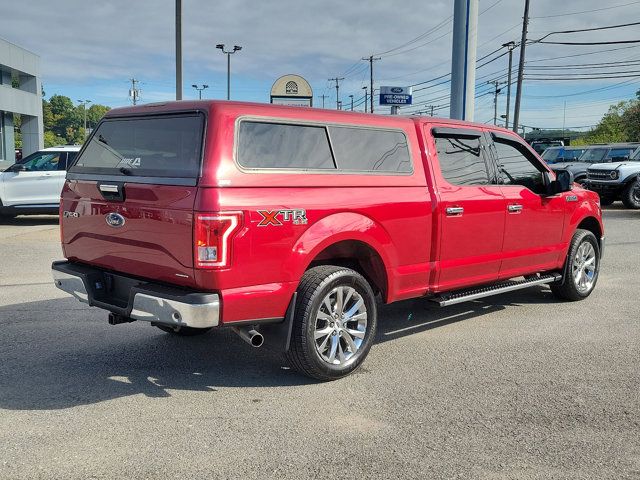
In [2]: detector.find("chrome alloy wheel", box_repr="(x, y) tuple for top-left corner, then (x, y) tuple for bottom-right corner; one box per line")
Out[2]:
(314, 286), (368, 365)
(573, 241), (597, 294)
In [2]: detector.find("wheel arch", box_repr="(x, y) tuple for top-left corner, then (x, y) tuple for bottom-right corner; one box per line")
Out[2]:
(286, 212), (396, 302)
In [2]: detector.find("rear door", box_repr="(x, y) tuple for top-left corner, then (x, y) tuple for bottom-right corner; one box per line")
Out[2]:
(2, 151), (63, 206)
(62, 113), (205, 287)
(487, 131), (566, 278)
(428, 126), (506, 291)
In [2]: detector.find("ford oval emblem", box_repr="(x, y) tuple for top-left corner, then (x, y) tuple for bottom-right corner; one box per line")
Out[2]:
(105, 212), (125, 228)
(390, 87), (404, 93)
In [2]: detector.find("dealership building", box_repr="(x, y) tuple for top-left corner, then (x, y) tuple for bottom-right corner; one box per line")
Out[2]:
(0, 38), (43, 167)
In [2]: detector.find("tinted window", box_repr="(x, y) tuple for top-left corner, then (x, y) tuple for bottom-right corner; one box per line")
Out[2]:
(565, 149), (585, 161)
(542, 148), (561, 162)
(607, 148), (634, 160)
(494, 141), (545, 194)
(434, 136), (490, 185)
(70, 114), (204, 178)
(580, 148), (607, 162)
(20, 152), (63, 172)
(238, 121), (335, 170)
(328, 126), (411, 173)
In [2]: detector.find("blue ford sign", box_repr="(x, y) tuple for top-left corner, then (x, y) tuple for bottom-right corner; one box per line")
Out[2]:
(379, 86), (413, 106)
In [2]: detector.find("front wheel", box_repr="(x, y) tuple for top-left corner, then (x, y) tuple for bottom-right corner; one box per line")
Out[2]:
(285, 266), (378, 381)
(599, 197), (614, 206)
(551, 229), (600, 301)
(621, 180), (640, 209)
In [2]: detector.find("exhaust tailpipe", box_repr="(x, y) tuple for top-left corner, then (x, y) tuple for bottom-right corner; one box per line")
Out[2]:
(232, 327), (264, 348)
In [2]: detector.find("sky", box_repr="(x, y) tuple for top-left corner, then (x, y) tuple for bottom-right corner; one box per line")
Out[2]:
(2, 0), (640, 131)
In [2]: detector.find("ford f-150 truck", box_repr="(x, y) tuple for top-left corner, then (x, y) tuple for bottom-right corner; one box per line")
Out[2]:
(52, 101), (604, 380)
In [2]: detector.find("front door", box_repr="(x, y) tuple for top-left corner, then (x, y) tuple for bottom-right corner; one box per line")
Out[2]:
(488, 132), (567, 278)
(1, 151), (65, 206)
(428, 126), (506, 292)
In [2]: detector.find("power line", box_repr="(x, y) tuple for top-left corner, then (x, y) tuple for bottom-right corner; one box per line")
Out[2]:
(530, 1), (640, 19)
(525, 44), (640, 63)
(532, 21), (640, 43)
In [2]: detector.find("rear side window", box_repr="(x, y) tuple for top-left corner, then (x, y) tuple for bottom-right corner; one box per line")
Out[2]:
(70, 114), (204, 178)
(237, 121), (335, 170)
(328, 127), (412, 173)
(434, 136), (490, 185)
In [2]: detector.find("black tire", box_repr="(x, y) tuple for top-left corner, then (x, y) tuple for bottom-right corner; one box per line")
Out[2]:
(599, 197), (614, 206)
(551, 229), (600, 301)
(575, 177), (587, 188)
(155, 325), (212, 336)
(0, 199), (15, 221)
(621, 180), (640, 209)
(285, 266), (378, 381)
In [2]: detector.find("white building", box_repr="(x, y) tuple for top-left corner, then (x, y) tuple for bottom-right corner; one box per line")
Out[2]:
(0, 38), (44, 167)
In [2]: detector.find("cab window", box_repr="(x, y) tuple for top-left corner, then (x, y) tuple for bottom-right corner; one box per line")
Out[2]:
(492, 139), (546, 195)
(434, 134), (490, 186)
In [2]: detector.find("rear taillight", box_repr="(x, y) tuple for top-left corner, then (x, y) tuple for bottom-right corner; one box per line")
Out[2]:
(194, 212), (242, 269)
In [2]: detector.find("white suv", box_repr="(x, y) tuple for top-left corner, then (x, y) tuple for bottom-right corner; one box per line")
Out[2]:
(0, 145), (81, 218)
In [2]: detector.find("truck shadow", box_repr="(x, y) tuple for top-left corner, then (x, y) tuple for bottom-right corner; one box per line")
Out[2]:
(0, 286), (559, 410)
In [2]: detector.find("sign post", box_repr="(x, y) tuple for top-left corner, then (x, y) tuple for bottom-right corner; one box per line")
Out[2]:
(379, 86), (412, 114)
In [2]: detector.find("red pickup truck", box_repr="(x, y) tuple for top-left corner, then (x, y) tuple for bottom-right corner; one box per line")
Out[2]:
(52, 101), (604, 380)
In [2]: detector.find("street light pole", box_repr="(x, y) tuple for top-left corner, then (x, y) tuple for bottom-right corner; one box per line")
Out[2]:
(216, 44), (242, 100)
(502, 41), (516, 129)
(362, 86), (368, 113)
(192, 84), (209, 99)
(349, 95), (354, 111)
(77, 99), (91, 139)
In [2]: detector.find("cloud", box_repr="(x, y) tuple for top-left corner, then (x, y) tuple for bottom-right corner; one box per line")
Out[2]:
(2, 0), (639, 126)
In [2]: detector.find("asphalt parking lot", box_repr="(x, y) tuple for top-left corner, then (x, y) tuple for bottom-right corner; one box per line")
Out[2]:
(0, 207), (638, 479)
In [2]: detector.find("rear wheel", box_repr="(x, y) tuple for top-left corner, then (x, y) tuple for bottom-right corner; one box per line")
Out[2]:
(155, 325), (212, 336)
(551, 229), (600, 301)
(621, 180), (640, 209)
(285, 266), (377, 381)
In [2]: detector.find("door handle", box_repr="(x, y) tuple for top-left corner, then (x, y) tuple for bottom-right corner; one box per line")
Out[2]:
(446, 206), (464, 216)
(508, 204), (523, 213)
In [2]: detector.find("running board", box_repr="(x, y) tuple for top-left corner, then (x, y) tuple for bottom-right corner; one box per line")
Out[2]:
(432, 273), (562, 307)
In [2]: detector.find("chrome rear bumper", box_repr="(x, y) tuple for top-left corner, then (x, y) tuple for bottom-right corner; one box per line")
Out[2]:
(52, 262), (219, 329)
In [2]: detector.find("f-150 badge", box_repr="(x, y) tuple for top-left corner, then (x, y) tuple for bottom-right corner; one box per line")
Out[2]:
(257, 209), (307, 226)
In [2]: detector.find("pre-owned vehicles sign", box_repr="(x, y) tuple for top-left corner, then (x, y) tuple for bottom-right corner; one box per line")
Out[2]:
(379, 86), (412, 105)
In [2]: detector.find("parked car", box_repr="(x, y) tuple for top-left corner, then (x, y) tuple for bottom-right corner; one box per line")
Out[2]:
(541, 146), (587, 164)
(549, 143), (640, 187)
(586, 146), (640, 208)
(52, 101), (604, 380)
(531, 139), (563, 155)
(0, 145), (80, 218)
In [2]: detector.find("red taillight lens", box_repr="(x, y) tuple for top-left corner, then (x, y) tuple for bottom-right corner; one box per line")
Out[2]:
(194, 212), (242, 269)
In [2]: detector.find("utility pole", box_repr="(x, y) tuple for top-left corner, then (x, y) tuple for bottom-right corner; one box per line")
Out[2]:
(175, 0), (182, 100)
(192, 84), (209, 99)
(216, 44), (242, 100)
(362, 86), (368, 113)
(129, 78), (140, 105)
(318, 94), (328, 108)
(428, 105), (435, 116)
(502, 41), (516, 128)
(512, 0), (530, 134)
(328, 77), (344, 110)
(488, 80), (506, 125)
(77, 99), (91, 138)
(362, 56), (380, 113)
(450, 0), (479, 120)
(349, 95), (354, 111)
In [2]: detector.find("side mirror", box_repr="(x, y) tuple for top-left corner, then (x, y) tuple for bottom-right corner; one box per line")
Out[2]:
(548, 169), (573, 195)
(610, 156), (627, 163)
(8, 164), (25, 173)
